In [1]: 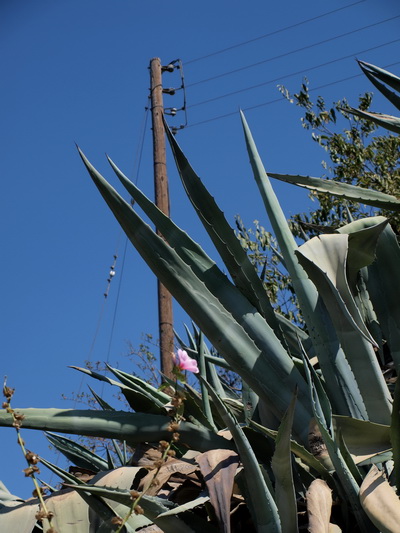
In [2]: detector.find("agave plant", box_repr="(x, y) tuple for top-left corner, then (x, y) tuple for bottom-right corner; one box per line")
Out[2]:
(1, 61), (400, 533)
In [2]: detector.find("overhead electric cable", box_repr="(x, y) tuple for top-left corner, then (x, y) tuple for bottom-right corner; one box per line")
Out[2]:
(188, 38), (400, 109)
(185, 0), (366, 65)
(186, 60), (400, 129)
(99, 103), (150, 398)
(187, 15), (400, 88)
(74, 102), (150, 404)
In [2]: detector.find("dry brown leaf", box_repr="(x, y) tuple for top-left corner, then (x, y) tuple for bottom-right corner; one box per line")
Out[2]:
(308, 418), (334, 471)
(196, 449), (240, 533)
(138, 458), (199, 496)
(306, 478), (333, 533)
(360, 465), (400, 533)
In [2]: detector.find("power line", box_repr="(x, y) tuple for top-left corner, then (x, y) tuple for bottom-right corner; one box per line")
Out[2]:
(185, 0), (366, 65)
(186, 60), (400, 129)
(187, 15), (400, 88)
(188, 38), (400, 109)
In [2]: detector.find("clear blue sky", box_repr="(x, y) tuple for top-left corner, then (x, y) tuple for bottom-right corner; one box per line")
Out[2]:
(1, 0), (399, 498)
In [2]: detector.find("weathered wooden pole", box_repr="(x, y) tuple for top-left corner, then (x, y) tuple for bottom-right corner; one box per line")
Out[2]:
(149, 57), (174, 380)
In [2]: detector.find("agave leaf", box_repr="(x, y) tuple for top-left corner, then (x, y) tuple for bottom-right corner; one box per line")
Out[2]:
(364, 225), (400, 368)
(301, 354), (375, 533)
(80, 149), (313, 443)
(137, 458), (200, 496)
(337, 217), (388, 290)
(109, 156), (307, 424)
(106, 448), (116, 471)
(45, 432), (109, 472)
(88, 385), (115, 411)
(40, 456), (90, 485)
(360, 465), (400, 533)
(296, 233), (391, 425)
(199, 352), (230, 370)
(0, 499), (38, 533)
(306, 479), (333, 533)
(159, 129), (282, 336)
(250, 419), (332, 480)
(161, 373), (222, 431)
(197, 331), (217, 431)
(0, 482), (23, 505)
(357, 60), (400, 111)
(196, 449), (240, 533)
(332, 416), (390, 464)
(358, 60), (400, 94)
(391, 374), (400, 494)
(337, 429), (363, 486)
(241, 110), (368, 421)
(104, 365), (168, 413)
(0, 408), (233, 452)
(65, 483), (203, 533)
(111, 439), (126, 467)
(344, 107), (400, 134)
(26, 459), (137, 533)
(71, 365), (165, 415)
(271, 389), (298, 533)
(104, 366), (170, 404)
(40, 457), (146, 532)
(274, 312), (315, 360)
(267, 173), (400, 212)
(204, 353), (228, 399)
(357, 450), (393, 467)
(241, 380), (258, 425)
(44, 487), (138, 533)
(82, 467), (154, 532)
(339, 217), (400, 367)
(109, 152), (286, 358)
(42, 489), (95, 533)
(201, 378), (282, 533)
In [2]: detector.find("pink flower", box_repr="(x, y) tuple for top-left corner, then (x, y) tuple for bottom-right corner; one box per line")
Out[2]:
(172, 349), (199, 373)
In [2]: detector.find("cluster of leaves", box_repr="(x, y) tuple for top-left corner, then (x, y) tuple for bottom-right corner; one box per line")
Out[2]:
(235, 217), (300, 324)
(279, 78), (400, 236)
(2, 60), (400, 533)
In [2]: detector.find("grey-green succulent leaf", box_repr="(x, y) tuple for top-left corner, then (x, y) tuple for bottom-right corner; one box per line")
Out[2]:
(88, 386), (115, 411)
(296, 233), (391, 425)
(241, 111), (367, 421)
(357, 60), (400, 111)
(391, 374), (400, 495)
(65, 483), (207, 533)
(267, 173), (400, 212)
(80, 148), (313, 443)
(45, 432), (109, 472)
(338, 217), (400, 368)
(344, 107), (400, 134)
(271, 389), (299, 533)
(0, 408), (233, 452)
(202, 377), (282, 533)
(360, 465), (400, 533)
(70, 365), (166, 415)
(301, 354), (376, 533)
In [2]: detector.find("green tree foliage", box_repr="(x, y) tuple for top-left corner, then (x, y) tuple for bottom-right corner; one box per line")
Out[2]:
(237, 81), (400, 322)
(279, 80), (400, 235)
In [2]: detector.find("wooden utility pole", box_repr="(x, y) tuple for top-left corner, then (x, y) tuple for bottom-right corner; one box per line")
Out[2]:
(149, 57), (174, 380)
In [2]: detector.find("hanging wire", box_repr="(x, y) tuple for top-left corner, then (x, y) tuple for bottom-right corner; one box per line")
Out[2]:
(99, 100), (151, 396)
(187, 37), (400, 110)
(185, 0), (366, 65)
(44, 102), (152, 485)
(186, 59), (400, 129)
(186, 15), (400, 88)
(72, 100), (151, 405)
